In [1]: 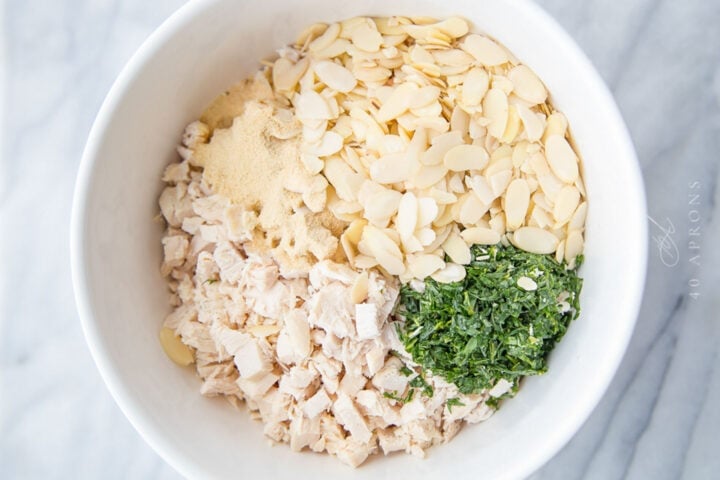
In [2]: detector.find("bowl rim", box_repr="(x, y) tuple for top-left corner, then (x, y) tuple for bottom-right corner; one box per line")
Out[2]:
(71, 0), (648, 478)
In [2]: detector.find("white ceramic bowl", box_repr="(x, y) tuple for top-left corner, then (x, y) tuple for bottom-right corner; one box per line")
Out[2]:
(71, 0), (647, 478)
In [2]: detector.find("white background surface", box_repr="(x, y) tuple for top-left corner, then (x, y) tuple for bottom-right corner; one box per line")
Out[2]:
(1, 1), (719, 478)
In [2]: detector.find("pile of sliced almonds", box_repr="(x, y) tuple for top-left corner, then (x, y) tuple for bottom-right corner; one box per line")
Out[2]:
(269, 15), (586, 282)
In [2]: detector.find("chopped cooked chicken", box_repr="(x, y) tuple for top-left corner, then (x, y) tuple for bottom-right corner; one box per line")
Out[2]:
(158, 126), (498, 468)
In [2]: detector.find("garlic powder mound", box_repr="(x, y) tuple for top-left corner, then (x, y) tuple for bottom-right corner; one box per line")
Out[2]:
(192, 78), (346, 274)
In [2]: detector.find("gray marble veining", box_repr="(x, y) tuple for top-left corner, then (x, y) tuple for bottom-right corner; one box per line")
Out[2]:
(1, 1), (718, 478)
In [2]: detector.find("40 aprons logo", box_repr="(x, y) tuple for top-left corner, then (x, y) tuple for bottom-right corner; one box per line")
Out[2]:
(648, 180), (701, 300)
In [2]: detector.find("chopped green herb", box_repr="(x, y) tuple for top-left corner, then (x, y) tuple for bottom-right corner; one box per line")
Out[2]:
(446, 397), (465, 413)
(408, 371), (434, 398)
(203, 278), (218, 285)
(399, 365), (413, 377)
(397, 244), (583, 395)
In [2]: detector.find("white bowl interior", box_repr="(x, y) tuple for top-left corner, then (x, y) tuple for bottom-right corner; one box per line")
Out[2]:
(72, 0), (647, 478)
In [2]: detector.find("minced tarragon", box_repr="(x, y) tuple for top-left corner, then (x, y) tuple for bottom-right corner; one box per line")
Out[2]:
(397, 244), (583, 398)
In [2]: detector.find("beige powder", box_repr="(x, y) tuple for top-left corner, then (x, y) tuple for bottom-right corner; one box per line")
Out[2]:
(192, 79), (345, 274)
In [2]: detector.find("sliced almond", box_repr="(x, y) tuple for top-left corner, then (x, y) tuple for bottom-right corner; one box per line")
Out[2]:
(488, 170), (512, 197)
(515, 104), (544, 141)
(396, 192), (419, 238)
(412, 164), (448, 189)
(377, 82), (418, 122)
(462, 67), (490, 106)
(435, 16), (470, 38)
(421, 131), (464, 165)
(351, 18), (384, 52)
(545, 135), (579, 183)
(431, 263), (466, 283)
(272, 57), (310, 92)
(314, 61), (357, 92)
(511, 226), (558, 254)
(370, 152), (416, 184)
(564, 229), (584, 266)
(461, 34), (508, 66)
(324, 157), (364, 201)
(309, 23), (341, 53)
(542, 112), (568, 143)
(553, 185), (581, 226)
(407, 254), (445, 279)
(363, 225), (405, 275)
(461, 226), (500, 245)
(459, 193), (488, 225)
(450, 105), (470, 135)
(350, 271), (369, 303)
(159, 327), (194, 366)
(508, 65), (547, 105)
(442, 233), (472, 264)
(417, 197), (439, 227)
(295, 90), (333, 120)
(483, 88), (509, 139)
(443, 144), (489, 172)
(505, 178), (530, 230)
(364, 189), (403, 224)
(569, 201), (588, 231)
(500, 105), (521, 144)
(517, 276), (538, 291)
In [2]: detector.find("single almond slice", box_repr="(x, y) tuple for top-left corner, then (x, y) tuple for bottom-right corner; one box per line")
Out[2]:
(324, 157), (364, 201)
(569, 201), (588, 230)
(433, 48), (474, 67)
(461, 34), (508, 66)
(407, 254), (445, 279)
(396, 192), (419, 239)
(450, 105), (470, 135)
(553, 185), (581, 226)
(443, 144), (489, 171)
(488, 170), (513, 197)
(505, 178), (530, 230)
(515, 104), (544, 142)
(461, 227), (501, 245)
(545, 135), (579, 183)
(364, 189), (403, 224)
(435, 16), (470, 38)
(442, 233), (472, 264)
(159, 327), (194, 366)
(511, 226), (559, 254)
(350, 271), (369, 303)
(555, 238), (566, 264)
(295, 90), (333, 121)
(431, 262), (466, 283)
(459, 193), (488, 225)
(314, 60), (357, 92)
(272, 57), (310, 92)
(517, 276), (538, 291)
(296, 22), (328, 46)
(412, 164), (449, 189)
(508, 65), (547, 105)
(351, 19), (383, 52)
(309, 23), (341, 52)
(462, 67), (490, 106)
(417, 196), (439, 227)
(564, 229), (584, 266)
(483, 88), (509, 139)
(377, 82), (418, 123)
(542, 112), (568, 143)
(500, 105), (522, 143)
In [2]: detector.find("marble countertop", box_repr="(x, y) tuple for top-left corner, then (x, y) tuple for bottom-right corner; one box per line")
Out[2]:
(1, 0), (718, 478)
